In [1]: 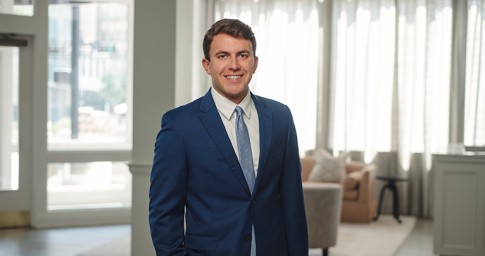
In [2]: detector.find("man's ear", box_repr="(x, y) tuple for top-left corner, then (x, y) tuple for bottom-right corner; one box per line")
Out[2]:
(202, 58), (211, 74)
(253, 56), (259, 74)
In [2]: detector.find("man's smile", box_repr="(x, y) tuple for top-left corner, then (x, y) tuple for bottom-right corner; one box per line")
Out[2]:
(225, 75), (243, 80)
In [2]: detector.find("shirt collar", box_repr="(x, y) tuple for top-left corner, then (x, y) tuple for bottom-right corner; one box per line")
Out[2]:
(211, 87), (253, 121)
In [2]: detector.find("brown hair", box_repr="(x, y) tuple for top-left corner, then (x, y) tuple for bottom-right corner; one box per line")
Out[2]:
(203, 19), (257, 61)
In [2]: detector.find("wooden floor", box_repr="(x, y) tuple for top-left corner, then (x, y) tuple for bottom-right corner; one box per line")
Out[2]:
(0, 224), (130, 256)
(0, 217), (436, 256)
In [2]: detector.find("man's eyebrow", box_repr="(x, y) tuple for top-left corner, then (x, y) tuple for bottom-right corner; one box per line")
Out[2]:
(215, 50), (229, 55)
(214, 50), (251, 55)
(238, 50), (251, 55)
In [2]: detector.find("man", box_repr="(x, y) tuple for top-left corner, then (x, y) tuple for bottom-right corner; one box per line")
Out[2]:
(149, 18), (308, 256)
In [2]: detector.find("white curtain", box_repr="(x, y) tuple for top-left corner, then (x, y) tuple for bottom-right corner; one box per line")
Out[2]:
(395, 0), (453, 170)
(214, 0), (320, 155)
(330, 0), (396, 163)
(330, 0), (452, 163)
(331, 0), (453, 217)
(397, 0), (453, 217)
(465, 0), (485, 146)
(210, 0), (483, 217)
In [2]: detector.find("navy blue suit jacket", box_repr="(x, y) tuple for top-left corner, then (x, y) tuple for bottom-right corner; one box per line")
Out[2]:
(149, 89), (308, 256)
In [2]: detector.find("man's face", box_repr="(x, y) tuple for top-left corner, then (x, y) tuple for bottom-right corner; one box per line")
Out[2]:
(202, 33), (258, 104)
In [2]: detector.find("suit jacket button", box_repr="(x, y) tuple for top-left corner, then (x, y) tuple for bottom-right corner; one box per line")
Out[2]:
(251, 200), (255, 204)
(245, 235), (252, 241)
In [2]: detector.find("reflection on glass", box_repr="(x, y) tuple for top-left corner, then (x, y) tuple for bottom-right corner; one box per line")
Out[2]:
(47, 161), (132, 210)
(0, 46), (19, 191)
(0, 0), (34, 16)
(48, 1), (131, 148)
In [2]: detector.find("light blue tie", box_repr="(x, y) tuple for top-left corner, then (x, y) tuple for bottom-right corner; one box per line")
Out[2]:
(235, 106), (256, 192)
(235, 106), (256, 256)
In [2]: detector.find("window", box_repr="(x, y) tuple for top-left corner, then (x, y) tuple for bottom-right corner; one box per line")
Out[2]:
(47, 0), (133, 210)
(48, 1), (131, 149)
(0, 0), (34, 16)
(47, 162), (131, 210)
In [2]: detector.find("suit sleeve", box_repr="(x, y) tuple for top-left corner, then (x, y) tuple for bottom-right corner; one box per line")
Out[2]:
(281, 107), (309, 255)
(149, 113), (188, 256)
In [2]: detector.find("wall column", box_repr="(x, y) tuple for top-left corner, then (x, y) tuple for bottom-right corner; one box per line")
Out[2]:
(130, 1), (176, 255)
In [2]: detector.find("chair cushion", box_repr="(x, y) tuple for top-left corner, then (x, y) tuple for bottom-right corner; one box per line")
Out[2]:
(308, 148), (347, 183)
(342, 170), (363, 190)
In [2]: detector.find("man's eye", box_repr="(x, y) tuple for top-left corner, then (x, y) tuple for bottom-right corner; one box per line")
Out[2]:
(239, 53), (249, 58)
(217, 54), (227, 59)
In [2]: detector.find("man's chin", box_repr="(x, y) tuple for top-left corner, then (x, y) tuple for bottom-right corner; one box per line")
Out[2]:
(225, 90), (249, 104)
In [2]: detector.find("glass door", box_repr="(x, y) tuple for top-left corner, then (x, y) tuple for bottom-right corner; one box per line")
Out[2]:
(0, 46), (19, 192)
(0, 37), (31, 221)
(1, 0), (134, 227)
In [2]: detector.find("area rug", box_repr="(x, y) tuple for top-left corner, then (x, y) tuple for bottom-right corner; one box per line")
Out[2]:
(80, 214), (415, 256)
(310, 215), (416, 256)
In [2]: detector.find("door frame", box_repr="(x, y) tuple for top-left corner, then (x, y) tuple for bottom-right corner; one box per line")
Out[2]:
(0, 36), (33, 213)
(0, 3), (50, 227)
(0, 6), (44, 227)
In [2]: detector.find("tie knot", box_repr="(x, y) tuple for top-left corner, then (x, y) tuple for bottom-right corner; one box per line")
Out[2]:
(235, 106), (244, 118)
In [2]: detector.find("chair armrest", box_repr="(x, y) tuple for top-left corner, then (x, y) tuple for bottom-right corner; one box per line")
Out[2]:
(355, 164), (376, 203)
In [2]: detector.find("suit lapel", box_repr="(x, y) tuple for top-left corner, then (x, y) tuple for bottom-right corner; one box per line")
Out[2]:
(199, 90), (252, 195)
(252, 94), (272, 194)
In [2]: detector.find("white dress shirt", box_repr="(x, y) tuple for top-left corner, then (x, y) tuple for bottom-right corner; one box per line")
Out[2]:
(211, 88), (260, 175)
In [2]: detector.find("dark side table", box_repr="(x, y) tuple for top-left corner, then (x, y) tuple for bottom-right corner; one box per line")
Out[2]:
(373, 175), (408, 223)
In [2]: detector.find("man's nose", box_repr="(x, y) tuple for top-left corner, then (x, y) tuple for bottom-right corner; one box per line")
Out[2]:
(228, 56), (240, 70)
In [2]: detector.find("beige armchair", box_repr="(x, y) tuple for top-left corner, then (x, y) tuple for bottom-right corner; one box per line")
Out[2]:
(301, 156), (377, 223)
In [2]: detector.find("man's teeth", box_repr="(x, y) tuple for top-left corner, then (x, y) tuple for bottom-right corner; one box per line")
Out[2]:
(226, 75), (241, 80)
